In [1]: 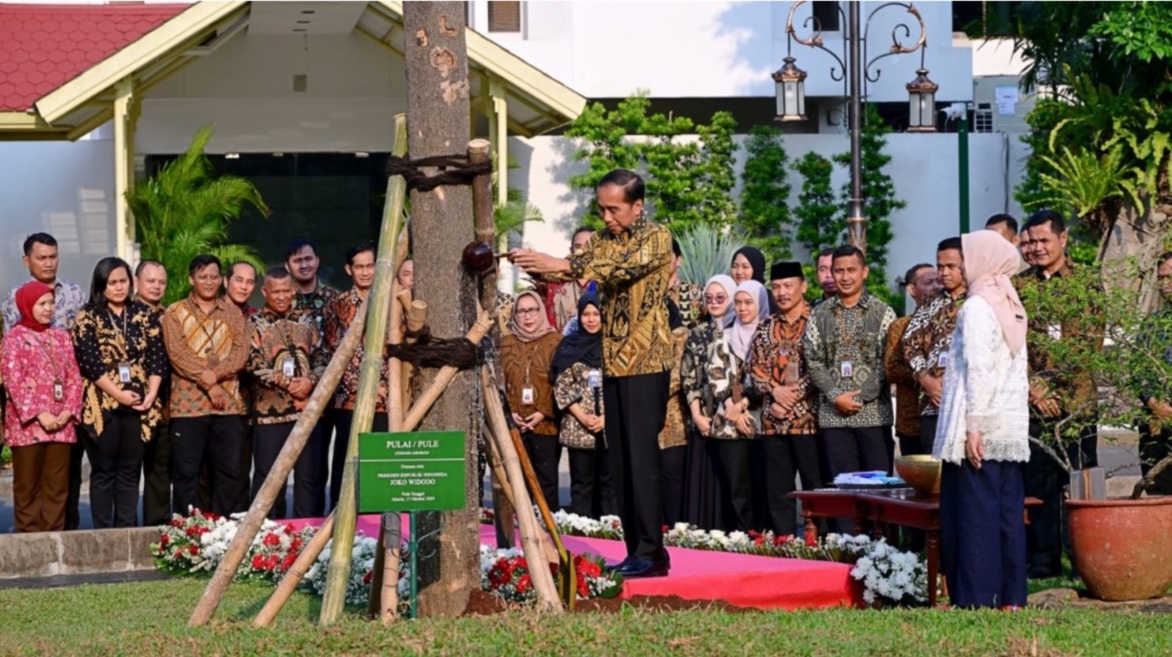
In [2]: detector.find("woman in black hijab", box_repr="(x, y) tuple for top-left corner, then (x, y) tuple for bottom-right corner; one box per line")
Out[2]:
(550, 288), (616, 518)
(731, 246), (778, 314)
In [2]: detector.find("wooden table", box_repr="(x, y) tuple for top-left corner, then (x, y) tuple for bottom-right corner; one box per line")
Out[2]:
(790, 489), (1042, 607)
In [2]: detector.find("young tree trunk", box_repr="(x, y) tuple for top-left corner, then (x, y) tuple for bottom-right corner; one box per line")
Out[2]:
(403, 1), (479, 618)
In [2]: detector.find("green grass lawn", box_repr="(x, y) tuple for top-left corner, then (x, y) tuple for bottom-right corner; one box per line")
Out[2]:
(2, 577), (1171, 657)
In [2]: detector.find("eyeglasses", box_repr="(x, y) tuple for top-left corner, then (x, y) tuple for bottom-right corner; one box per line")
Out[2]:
(514, 308), (541, 316)
(704, 295), (727, 304)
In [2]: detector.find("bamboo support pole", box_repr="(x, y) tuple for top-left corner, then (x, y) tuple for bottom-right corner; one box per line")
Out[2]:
(402, 295), (426, 411)
(188, 303), (367, 627)
(379, 514), (402, 624)
(480, 368), (562, 612)
(399, 312), (493, 432)
(320, 114), (409, 626)
(252, 513), (336, 628)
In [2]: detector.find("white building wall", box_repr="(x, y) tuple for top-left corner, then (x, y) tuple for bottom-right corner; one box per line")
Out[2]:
(473, 0), (972, 103)
(0, 139), (115, 295)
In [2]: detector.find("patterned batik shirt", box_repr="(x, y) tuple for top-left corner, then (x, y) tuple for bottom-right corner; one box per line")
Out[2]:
(901, 290), (964, 416)
(3, 278), (86, 332)
(71, 301), (168, 441)
(705, 335), (758, 440)
(0, 325), (84, 447)
(554, 361), (606, 449)
(248, 308), (327, 425)
(658, 326), (690, 449)
(671, 281), (706, 331)
(322, 288), (388, 412)
(541, 215), (674, 378)
(681, 319), (723, 422)
(292, 281), (339, 340)
(161, 297), (250, 418)
(552, 280), (588, 334)
(884, 315), (920, 438)
(803, 293), (896, 429)
(749, 306), (817, 436)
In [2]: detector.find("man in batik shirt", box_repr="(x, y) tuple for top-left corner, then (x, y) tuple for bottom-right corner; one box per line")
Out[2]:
(322, 241), (390, 510)
(901, 237), (966, 454)
(552, 227), (596, 333)
(750, 261), (821, 535)
(134, 259), (174, 525)
(248, 267), (328, 518)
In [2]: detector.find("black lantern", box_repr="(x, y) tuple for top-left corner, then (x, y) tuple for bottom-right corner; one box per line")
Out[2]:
(906, 68), (939, 132)
(772, 56), (808, 122)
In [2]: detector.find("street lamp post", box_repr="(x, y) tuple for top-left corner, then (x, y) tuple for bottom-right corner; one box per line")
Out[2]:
(775, 1), (936, 251)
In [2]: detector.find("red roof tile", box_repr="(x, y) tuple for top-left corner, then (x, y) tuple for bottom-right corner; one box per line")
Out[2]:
(0, 3), (188, 112)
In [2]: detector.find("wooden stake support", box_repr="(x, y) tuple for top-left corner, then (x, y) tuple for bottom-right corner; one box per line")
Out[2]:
(252, 512), (336, 628)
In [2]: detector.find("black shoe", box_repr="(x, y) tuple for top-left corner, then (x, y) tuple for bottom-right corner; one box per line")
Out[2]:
(606, 556), (633, 571)
(618, 551), (670, 579)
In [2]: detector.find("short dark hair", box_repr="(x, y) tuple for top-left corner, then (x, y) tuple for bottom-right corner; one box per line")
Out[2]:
(227, 261), (257, 280)
(1025, 209), (1066, 235)
(265, 266), (291, 281)
(902, 263), (934, 287)
(571, 226), (595, 243)
(831, 244), (866, 266)
(87, 257), (134, 309)
(671, 237), (681, 258)
(597, 169), (645, 203)
(23, 233), (57, 256)
(985, 213), (1018, 233)
(284, 238), (317, 261)
(188, 254), (222, 278)
(816, 247), (836, 263)
(134, 259), (164, 278)
(1159, 252), (1172, 267)
(938, 237), (963, 254)
(346, 241), (376, 266)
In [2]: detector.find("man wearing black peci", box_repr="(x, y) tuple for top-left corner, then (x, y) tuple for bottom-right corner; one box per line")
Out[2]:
(510, 169), (674, 579)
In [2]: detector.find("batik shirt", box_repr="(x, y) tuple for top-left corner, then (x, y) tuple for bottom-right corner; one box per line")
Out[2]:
(552, 281), (587, 334)
(803, 293), (896, 429)
(71, 301), (168, 441)
(161, 297), (250, 418)
(0, 325), (83, 447)
(541, 215), (673, 378)
(658, 326), (691, 449)
(555, 361), (606, 449)
(749, 306), (817, 436)
(322, 288), (388, 412)
(681, 320), (755, 439)
(884, 315), (920, 438)
(901, 290), (964, 416)
(248, 308), (326, 425)
(671, 281), (706, 331)
(292, 281), (339, 339)
(3, 279), (86, 331)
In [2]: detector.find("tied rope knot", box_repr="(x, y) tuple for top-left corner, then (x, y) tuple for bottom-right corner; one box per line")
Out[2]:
(384, 154), (492, 192)
(387, 326), (482, 370)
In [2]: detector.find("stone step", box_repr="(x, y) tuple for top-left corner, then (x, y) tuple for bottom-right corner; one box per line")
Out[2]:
(0, 527), (158, 579)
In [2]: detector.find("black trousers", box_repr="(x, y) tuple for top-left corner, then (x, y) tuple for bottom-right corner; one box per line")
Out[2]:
(141, 422), (172, 525)
(235, 428), (253, 514)
(64, 441), (84, 530)
(1139, 422), (1172, 496)
(941, 460), (1027, 608)
(170, 415), (246, 517)
(659, 444), (686, 527)
(717, 440), (754, 532)
(253, 422), (322, 519)
(315, 408), (338, 514)
(604, 372), (671, 560)
(522, 432), (562, 511)
(821, 426), (894, 478)
(761, 433), (823, 536)
(331, 410), (388, 511)
(1025, 420), (1098, 576)
(83, 412), (145, 529)
(919, 415), (940, 456)
(568, 444), (617, 519)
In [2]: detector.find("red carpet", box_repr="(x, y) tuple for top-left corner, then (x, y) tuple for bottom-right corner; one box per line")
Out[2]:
(291, 515), (862, 610)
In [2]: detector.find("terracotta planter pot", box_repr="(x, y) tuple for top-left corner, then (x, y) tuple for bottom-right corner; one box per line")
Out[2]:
(1067, 496), (1172, 601)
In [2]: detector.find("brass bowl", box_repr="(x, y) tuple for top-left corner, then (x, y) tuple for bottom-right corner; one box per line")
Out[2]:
(894, 455), (942, 497)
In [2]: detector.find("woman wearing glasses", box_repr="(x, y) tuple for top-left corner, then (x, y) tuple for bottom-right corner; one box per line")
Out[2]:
(501, 290), (563, 510)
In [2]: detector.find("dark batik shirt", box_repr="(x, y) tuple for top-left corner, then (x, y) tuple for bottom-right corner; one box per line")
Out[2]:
(901, 290), (964, 416)
(749, 306), (817, 436)
(292, 281), (339, 340)
(322, 288), (388, 412)
(248, 308), (327, 425)
(803, 293), (896, 429)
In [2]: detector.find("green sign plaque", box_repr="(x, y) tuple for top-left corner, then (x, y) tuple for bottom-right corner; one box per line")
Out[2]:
(357, 431), (466, 513)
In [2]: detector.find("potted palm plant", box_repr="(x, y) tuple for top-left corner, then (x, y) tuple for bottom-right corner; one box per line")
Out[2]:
(127, 124), (269, 305)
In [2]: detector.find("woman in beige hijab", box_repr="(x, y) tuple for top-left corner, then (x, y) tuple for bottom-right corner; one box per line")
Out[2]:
(933, 229), (1030, 609)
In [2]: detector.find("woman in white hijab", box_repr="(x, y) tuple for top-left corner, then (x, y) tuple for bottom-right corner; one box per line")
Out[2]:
(934, 229), (1031, 610)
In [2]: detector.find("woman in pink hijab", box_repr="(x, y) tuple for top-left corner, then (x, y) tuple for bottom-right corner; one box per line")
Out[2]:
(932, 229), (1030, 609)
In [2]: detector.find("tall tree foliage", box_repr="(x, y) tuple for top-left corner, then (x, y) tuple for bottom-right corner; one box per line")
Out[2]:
(128, 125), (268, 305)
(793, 151), (842, 256)
(566, 93), (738, 232)
(739, 125), (793, 262)
(834, 105), (906, 307)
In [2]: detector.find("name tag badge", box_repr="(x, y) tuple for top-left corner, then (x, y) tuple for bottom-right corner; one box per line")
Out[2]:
(522, 386), (535, 405)
(840, 359), (854, 379)
(53, 380), (64, 402)
(587, 369), (602, 389)
(281, 356), (296, 378)
(937, 352), (950, 369)
(117, 362), (132, 384)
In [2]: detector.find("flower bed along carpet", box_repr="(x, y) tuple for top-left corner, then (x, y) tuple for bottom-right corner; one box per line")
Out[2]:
(292, 515), (863, 611)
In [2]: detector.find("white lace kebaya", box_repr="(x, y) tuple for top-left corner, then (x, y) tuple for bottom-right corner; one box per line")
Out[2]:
(932, 295), (1031, 465)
